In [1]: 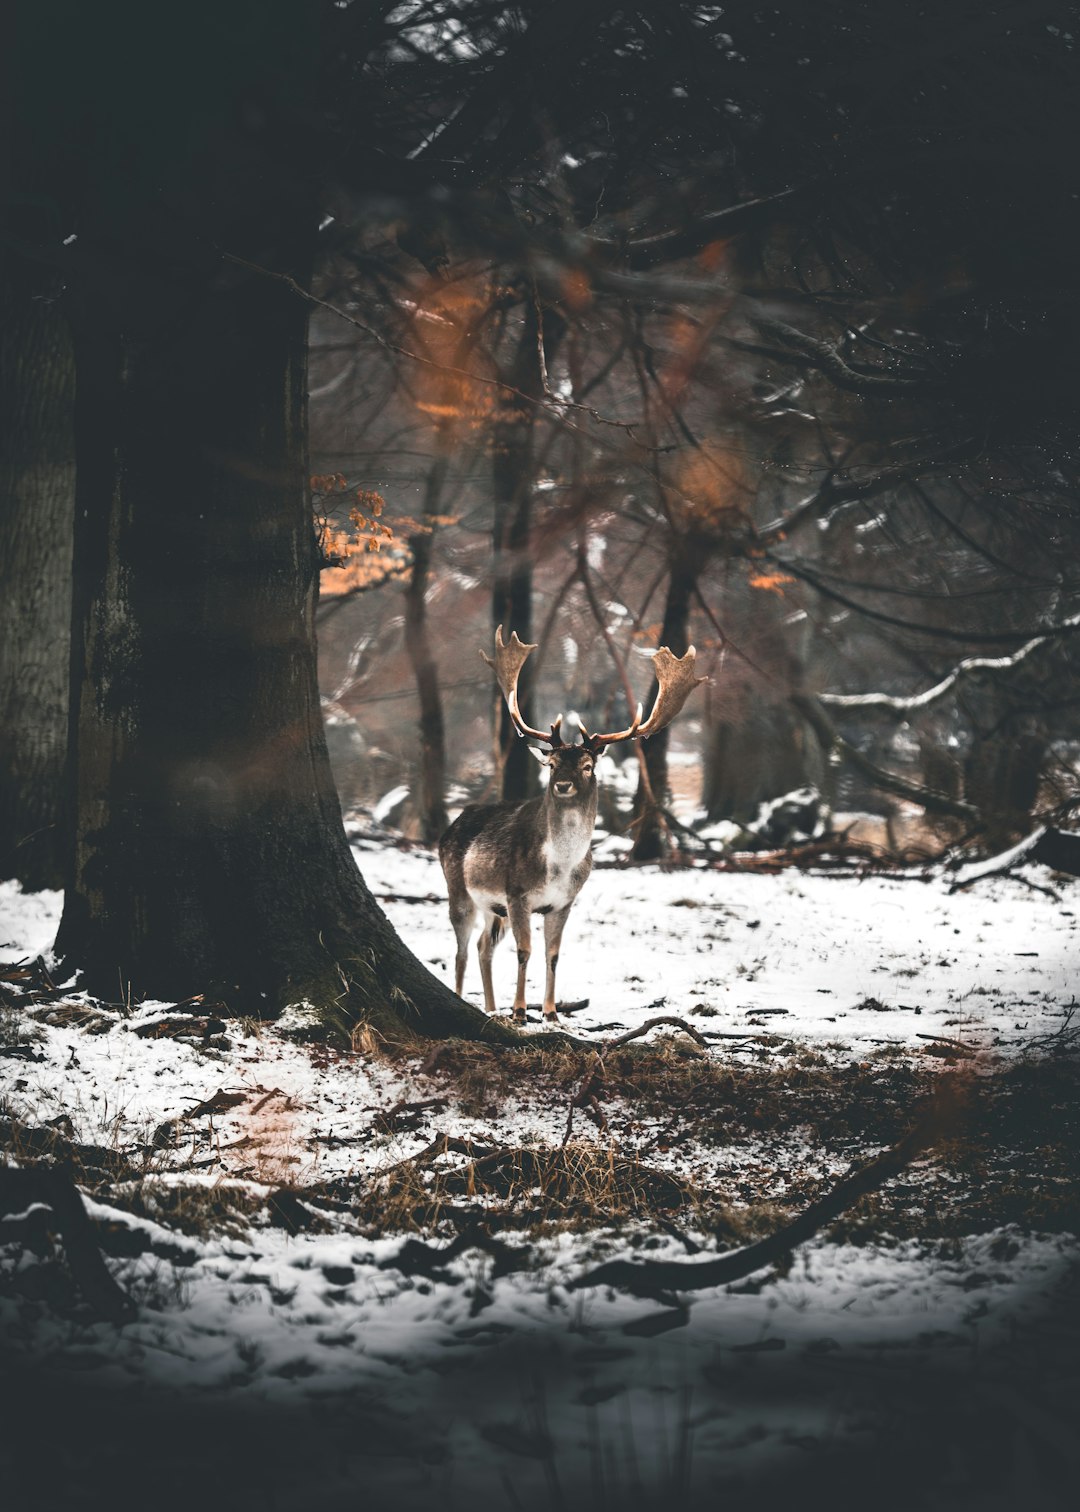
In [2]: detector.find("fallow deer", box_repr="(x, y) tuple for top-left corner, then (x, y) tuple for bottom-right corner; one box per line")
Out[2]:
(438, 627), (704, 1025)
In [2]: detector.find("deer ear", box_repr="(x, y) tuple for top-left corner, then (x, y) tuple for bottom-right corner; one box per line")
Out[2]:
(527, 743), (549, 764)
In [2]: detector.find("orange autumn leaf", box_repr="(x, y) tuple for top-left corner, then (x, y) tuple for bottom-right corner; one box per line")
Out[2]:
(748, 571), (795, 596)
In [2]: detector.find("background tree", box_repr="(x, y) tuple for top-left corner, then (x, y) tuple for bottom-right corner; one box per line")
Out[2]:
(0, 251), (75, 891)
(8, 0), (1080, 1040)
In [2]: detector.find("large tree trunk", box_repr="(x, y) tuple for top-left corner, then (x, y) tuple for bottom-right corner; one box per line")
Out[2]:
(630, 554), (695, 861)
(55, 265), (504, 1039)
(703, 695), (813, 824)
(45, 1), (510, 1042)
(0, 256), (75, 891)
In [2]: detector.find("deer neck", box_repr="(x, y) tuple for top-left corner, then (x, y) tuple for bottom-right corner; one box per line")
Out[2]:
(541, 785), (597, 861)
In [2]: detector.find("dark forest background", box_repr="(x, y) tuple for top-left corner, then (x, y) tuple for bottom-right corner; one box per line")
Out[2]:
(2, 0), (1079, 1025)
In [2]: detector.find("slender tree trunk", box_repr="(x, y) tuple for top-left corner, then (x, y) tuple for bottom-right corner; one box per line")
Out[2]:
(631, 553), (695, 861)
(0, 258), (75, 890)
(492, 302), (562, 799)
(403, 449), (450, 843)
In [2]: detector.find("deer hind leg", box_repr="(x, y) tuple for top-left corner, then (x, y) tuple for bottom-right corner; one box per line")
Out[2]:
(450, 899), (477, 999)
(542, 904), (573, 1023)
(507, 898), (532, 1024)
(476, 911), (504, 1016)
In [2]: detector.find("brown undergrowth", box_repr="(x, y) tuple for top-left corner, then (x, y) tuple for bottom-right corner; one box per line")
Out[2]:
(309, 1137), (744, 1239)
(3, 1013), (1078, 1258)
(342, 1038), (1080, 1243)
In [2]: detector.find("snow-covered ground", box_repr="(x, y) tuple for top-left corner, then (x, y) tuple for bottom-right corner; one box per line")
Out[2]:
(357, 837), (1079, 1056)
(1, 844), (1078, 1510)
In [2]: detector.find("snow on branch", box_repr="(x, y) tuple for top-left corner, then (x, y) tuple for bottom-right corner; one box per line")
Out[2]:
(819, 613), (1080, 714)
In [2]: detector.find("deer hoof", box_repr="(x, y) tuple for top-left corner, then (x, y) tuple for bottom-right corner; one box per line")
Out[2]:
(543, 1012), (561, 1028)
(512, 1007), (527, 1025)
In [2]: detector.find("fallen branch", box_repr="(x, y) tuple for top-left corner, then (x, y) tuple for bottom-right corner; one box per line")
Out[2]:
(602, 1016), (710, 1052)
(794, 694), (977, 822)
(563, 1017), (709, 1142)
(373, 1095), (449, 1134)
(372, 891), (443, 905)
(916, 1032), (977, 1059)
(572, 1078), (961, 1297)
(384, 1224), (534, 1280)
(184, 1089), (248, 1119)
(950, 828), (1080, 892)
(132, 1016), (227, 1041)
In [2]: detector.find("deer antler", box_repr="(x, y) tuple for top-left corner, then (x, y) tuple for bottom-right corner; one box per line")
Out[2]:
(637, 645), (707, 737)
(480, 625), (565, 745)
(586, 645), (706, 748)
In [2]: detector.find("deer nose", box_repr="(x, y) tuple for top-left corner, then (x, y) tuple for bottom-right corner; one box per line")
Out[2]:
(553, 780), (574, 796)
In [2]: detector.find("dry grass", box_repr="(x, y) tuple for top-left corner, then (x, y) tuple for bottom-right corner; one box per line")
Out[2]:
(373, 1038), (1080, 1243)
(4, 982), (1078, 1254)
(0, 1005), (45, 1049)
(112, 1178), (266, 1240)
(308, 1137), (758, 1241)
(408, 1037), (934, 1151)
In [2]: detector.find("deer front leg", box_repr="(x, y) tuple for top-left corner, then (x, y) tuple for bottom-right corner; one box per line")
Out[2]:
(476, 914), (503, 1015)
(507, 897), (532, 1024)
(542, 904), (573, 1024)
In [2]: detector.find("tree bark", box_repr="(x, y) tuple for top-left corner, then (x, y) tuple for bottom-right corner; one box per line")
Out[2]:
(492, 302), (562, 800)
(703, 694), (813, 824)
(403, 449), (450, 843)
(631, 553), (695, 861)
(0, 256), (75, 890)
(963, 714), (1046, 851)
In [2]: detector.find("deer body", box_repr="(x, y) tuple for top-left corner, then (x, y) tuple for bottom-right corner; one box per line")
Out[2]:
(439, 746), (598, 1024)
(439, 627), (705, 1027)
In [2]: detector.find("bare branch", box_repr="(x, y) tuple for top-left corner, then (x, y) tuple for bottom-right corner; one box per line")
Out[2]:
(752, 315), (926, 396)
(820, 617), (1080, 714)
(776, 555), (1080, 646)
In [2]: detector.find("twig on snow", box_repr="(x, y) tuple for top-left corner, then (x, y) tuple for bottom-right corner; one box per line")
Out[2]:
(562, 1016), (709, 1143)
